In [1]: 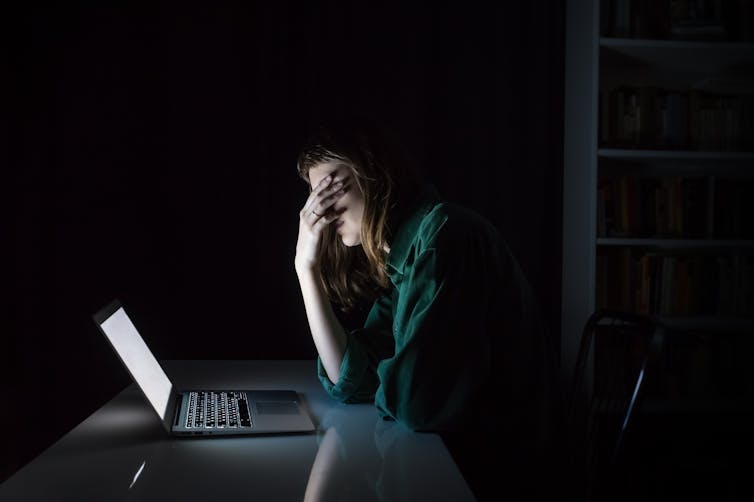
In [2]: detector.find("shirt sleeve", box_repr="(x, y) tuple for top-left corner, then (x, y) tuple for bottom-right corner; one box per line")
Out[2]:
(318, 291), (395, 403)
(374, 229), (495, 431)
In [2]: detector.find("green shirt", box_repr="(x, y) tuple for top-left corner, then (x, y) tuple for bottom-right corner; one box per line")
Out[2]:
(318, 184), (555, 437)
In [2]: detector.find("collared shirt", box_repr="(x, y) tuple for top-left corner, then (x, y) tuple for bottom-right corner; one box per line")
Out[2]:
(318, 184), (556, 438)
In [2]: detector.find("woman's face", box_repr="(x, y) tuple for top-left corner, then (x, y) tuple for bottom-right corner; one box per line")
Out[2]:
(308, 161), (365, 247)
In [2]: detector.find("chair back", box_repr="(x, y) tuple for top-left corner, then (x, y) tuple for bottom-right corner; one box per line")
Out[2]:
(565, 309), (666, 499)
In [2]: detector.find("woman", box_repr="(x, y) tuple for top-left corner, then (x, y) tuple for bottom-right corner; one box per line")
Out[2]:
(294, 118), (559, 494)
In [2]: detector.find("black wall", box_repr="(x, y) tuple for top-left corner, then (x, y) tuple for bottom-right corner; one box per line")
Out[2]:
(5, 1), (564, 481)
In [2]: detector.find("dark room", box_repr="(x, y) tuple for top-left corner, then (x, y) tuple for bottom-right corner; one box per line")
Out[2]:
(4, 1), (753, 501)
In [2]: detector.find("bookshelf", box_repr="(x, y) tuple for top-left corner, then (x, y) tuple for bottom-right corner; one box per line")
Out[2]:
(563, 0), (754, 404)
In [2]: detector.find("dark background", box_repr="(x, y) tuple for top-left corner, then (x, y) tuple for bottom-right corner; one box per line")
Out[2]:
(4, 1), (565, 481)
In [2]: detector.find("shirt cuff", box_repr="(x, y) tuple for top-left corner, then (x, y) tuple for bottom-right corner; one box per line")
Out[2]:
(317, 334), (370, 403)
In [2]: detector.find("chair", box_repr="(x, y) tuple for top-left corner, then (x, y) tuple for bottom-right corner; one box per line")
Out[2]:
(565, 309), (666, 501)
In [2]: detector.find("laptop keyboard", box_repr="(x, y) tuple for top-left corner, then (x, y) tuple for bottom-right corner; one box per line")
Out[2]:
(186, 391), (252, 429)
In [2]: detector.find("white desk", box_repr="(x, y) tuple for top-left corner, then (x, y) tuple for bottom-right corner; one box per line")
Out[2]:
(0, 360), (476, 501)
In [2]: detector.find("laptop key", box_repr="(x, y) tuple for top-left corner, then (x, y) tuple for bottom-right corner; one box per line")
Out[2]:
(238, 399), (251, 427)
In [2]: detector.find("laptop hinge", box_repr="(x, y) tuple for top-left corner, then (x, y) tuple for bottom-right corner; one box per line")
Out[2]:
(173, 393), (183, 427)
(161, 389), (180, 433)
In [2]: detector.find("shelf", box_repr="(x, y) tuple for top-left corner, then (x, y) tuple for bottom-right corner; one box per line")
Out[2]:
(600, 37), (754, 74)
(564, 1), (754, 414)
(596, 316), (754, 333)
(642, 398), (752, 414)
(594, 397), (754, 415)
(598, 149), (754, 162)
(596, 238), (754, 248)
(598, 150), (754, 175)
(658, 317), (754, 333)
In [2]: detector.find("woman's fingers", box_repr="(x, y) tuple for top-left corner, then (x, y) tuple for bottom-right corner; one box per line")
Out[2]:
(302, 176), (347, 221)
(303, 174), (336, 211)
(309, 183), (346, 218)
(312, 209), (341, 231)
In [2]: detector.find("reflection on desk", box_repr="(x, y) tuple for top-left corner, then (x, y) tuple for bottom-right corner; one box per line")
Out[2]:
(0, 360), (475, 501)
(305, 405), (475, 502)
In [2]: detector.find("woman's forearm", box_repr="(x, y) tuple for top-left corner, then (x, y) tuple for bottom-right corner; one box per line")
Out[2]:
(296, 266), (348, 384)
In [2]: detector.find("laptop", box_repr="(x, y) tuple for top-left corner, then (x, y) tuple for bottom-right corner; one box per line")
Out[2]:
(93, 299), (315, 436)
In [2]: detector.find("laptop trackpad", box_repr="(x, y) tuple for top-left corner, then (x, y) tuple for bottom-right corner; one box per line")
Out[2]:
(256, 401), (299, 415)
(247, 390), (315, 432)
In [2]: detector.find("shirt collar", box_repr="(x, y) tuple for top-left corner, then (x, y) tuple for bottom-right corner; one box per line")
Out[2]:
(386, 183), (444, 277)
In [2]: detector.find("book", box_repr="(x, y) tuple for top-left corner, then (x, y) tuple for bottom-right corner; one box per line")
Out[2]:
(670, 0), (729, 41)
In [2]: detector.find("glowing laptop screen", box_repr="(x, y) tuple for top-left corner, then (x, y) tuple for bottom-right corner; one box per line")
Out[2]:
(99, 307), (173, 420)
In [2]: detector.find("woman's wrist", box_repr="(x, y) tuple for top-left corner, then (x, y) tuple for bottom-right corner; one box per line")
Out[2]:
(295, 261), (320, 279)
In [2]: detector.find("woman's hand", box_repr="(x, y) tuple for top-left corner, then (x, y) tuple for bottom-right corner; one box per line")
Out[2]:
(295, 173), (347, 272)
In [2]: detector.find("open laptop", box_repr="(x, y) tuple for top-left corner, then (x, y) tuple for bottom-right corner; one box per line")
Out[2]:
(93, 299), (315, 436)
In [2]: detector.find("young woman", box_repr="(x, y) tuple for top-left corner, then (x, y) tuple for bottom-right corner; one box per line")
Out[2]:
(294, 117), (558, 477)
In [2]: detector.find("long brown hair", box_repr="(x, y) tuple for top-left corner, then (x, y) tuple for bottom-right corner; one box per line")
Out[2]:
(296, 116), (422, 312)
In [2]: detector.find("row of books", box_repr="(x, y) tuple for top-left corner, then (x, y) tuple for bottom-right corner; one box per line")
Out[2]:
(653, 332), (754, 399)
(599, 87), (754, 151)
(602, 0), (754, 42)
(596, 249), (754, 316)
(597, 176), (754, 238)
(594, 327), (754, 402)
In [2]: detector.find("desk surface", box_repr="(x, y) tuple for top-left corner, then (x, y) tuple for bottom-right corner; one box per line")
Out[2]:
(0, 360), (476, 501)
